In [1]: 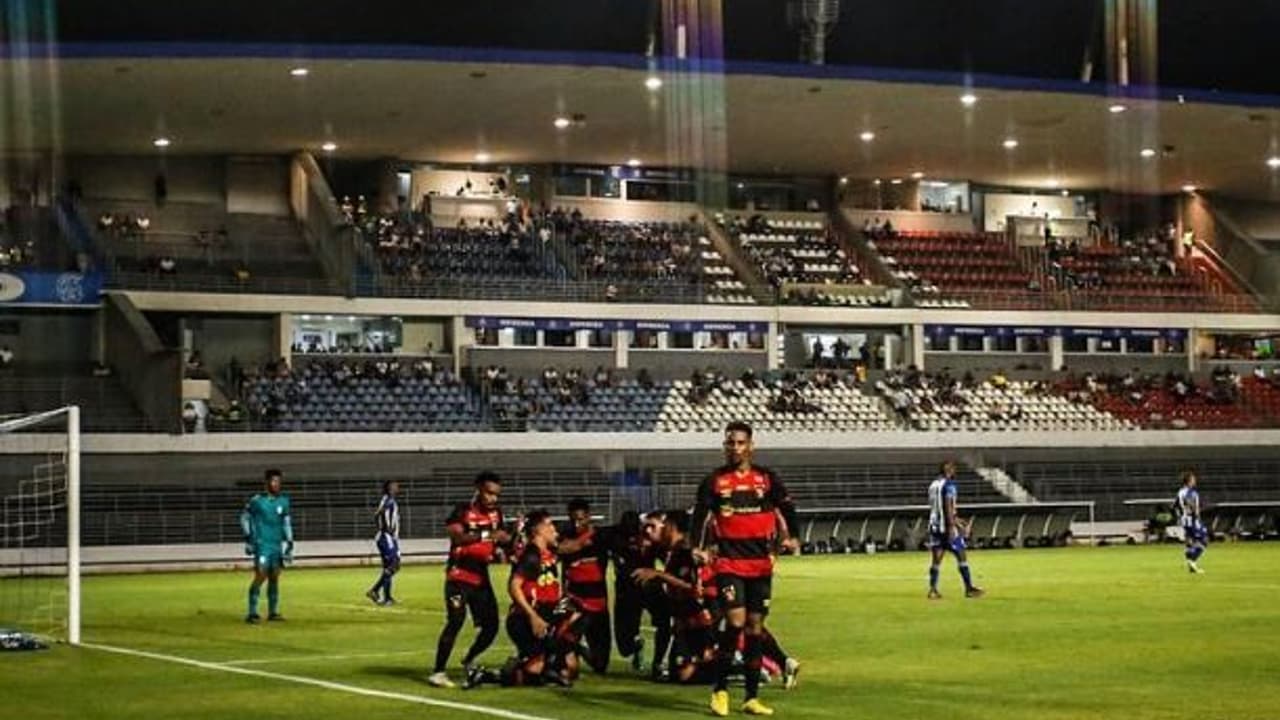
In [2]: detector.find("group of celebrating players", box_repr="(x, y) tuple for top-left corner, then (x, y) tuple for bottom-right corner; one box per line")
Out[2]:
(236, 420), (1210, 717)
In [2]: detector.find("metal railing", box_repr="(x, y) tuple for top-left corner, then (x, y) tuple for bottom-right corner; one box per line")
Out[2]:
(108, 270), (342, 296)
(917, 288), (1260, 313)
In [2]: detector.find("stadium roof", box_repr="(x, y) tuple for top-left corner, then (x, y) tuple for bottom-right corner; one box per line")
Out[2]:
(7, 45), (1280, 200)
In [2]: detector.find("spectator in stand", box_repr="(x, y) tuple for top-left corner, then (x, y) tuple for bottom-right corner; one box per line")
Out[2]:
(158, 256), (176, 274)
(811, 337), (824, 367)
(0, 344), (13, 372)
(185, 351), (208, 379)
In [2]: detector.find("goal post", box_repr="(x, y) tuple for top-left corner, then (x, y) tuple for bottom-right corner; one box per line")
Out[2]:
(0, 405), (80, 647)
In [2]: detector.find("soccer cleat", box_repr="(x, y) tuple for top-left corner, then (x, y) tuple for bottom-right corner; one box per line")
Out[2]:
(741, 698), (775, 716)
(783, 657), (801, 690)
(631, 637), (646, 672)
(365, 588), (381, 605)
(1187, 561), (1205, 574)
(267, 613), (286, 621)
(927, 588), (942, 600)
(429, 671), (457, 689)
(964, 586), (985, 599)
(542, 670), (573, 688)
(244, 613), (261, 624)
(381, 597), (397, 606)
(709, 690), (730, 717)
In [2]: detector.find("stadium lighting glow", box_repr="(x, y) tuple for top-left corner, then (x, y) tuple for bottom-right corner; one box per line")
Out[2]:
(627, 158), (642, 167)
(1046, 178), (1061, 188)
(289, 67), (309, 77)
(474, 152), (491, 163)
(1109, 104), (1127, 114)
(1140, 148), (1156, 158)
(644, 76), (663, 91)
(324, 315), (334, 321)
(890, 178), (903, 185)
(1003, 138), (1019, 150)
(910, 171), (925, 180)
(839, 176), (849, 185)
(1268, 156), (1280, 169)
(859, 131), (875, 142)
(152, 137), (171, 148)
(553, 116), (571, 130)
(1182, 184), (1198, 193)
(960, 93), (978, 107)
(1061, 189), (1071, 197)
(321, 142), (338, 152)
(872, 178), (882, 186)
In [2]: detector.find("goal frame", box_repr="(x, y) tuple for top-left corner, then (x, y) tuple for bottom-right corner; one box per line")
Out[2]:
(0, 405), (80, 645)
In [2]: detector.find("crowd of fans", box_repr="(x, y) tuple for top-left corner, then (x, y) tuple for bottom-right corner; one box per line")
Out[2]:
(726, 214), (861, 290)
(875, 367), (1038, 423)
(562, 216), (707, 285)
(360, 212), (552, 283)
(1057, 367), (1243, 407)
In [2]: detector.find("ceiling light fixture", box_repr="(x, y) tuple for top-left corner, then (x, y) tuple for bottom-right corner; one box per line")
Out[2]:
(321, 141), (338, 152)
(1109, 104), (1127, 114)
(1046, 178), (1061, 188)
(1003, 138), (1019, 150)
(152, 137), (171, 148)
(289, 67), (309, 77)
(872, 179), (882, 186)
(553, 116), (571, 130)
(474, 152), (491, 163)
(1181, 184), (1198, 193)
(960, 93), (978, 107)
(1140, 148), (1157, 158)
(1061, 189), (1071, 197)
(626, 158), (642, 168)
(859, 131), (875, 142)
(911, 171), (925, 180)
(1268, 156), (1280, 169)
(890, 178), (903, 185)
(839, 176), (849, 185)
(644, 76), (663, 91)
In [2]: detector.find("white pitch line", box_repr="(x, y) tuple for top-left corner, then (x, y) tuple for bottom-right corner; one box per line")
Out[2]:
(220, 649), (422, 666)
(83, 642), (561, 720)
(315, 602), (446, 616)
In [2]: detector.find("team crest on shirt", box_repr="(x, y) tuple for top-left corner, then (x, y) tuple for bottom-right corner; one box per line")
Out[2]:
(722, 584), (736, 603)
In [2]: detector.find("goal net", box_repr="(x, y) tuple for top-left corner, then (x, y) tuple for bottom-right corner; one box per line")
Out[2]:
(0, 406), (80, 648)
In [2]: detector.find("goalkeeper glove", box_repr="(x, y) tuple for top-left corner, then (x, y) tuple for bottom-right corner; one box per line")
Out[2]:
(283, 541), (295, 563)
(243, 538), (255, 556)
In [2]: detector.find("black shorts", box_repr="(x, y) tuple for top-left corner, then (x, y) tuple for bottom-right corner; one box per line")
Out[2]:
(670, 623), (715, 672)
(716, 573), (772, 615)
(444, 580), (499, 627)
(506, 611), (552, 663)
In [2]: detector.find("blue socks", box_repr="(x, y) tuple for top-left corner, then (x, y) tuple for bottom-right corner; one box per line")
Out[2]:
(928, 565), (940, 590)
(247, 584), (261, 616)
(1186, 546), (1204, 562)
(958, 563), (974, 590)
(267, 578), (280, 615)
(382, 572), (394, 601)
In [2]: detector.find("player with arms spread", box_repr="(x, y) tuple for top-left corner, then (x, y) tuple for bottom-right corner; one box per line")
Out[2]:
(240, 468), (294, 624)
(1176, 470), (1207, 574)
(926, 461), (984, 600)
(692, 421), (799, 717)
(429, 471), (511, 688)
(366, 480), (402, 606)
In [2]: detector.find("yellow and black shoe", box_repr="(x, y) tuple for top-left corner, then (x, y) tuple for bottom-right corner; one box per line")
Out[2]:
(741, 698), (775, 716)
(709, 690), (730, 717)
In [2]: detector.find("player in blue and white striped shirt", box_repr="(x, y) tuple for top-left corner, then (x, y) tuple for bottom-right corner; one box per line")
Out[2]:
(926, 461), (984, 599)
(366, 480), (402, 605)
(1175, 471), (1207, 574)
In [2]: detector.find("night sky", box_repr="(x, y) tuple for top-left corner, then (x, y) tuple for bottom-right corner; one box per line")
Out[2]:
(33, 0), (1280, 96)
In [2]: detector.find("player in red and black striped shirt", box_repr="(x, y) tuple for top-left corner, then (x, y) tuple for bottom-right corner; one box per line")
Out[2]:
(555, 498), (612, 673)
(692, 421), (799, 717)
(429, 472), (510, 688)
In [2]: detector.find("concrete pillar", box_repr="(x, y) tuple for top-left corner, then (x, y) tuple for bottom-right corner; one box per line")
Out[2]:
(948, 335), (960, 352)
(909, 323), (926, 370)
(576, 330), (591, 349)
(451, 316), (472, 377)
(1187, 329), (1199, 373)
(275, 313), (293, 364)
(766, 322), (781, 370)
(1049, 335), (1065, 371)
(658, 332), (670, 350)
(615, 330), (629, 370)
(883, 334), (899, 371)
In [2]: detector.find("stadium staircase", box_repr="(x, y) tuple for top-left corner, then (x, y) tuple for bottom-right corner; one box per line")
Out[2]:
(975, 465), (1036, 504)
(702, 215), (776, 304)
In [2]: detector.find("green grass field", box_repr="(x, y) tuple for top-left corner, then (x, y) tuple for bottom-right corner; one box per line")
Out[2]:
(4, 544), (1280, 720)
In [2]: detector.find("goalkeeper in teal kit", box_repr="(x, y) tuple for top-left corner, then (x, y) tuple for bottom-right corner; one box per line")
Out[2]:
(240, 468), (294, 623)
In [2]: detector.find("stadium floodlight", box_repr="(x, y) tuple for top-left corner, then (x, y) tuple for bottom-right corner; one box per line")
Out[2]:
(0, 406), (81, 646)
(960, 93), (978, 107)
(644, 76), (663, 91)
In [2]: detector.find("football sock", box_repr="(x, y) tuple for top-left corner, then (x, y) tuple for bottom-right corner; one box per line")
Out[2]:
(958, 563), (973, 590)
(743, 633), (764, 700)
(247, 583), (261, 616)
(929, 565), (940, 590)
(267, 578), (280, 615)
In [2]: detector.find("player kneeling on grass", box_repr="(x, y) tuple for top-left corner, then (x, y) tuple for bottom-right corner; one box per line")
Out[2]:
(465, 510), (585, 689)
(240, 468), (294, 623)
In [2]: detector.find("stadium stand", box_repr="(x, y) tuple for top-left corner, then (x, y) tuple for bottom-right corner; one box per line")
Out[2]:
(83, 200), (330, 293)
(659, 369), (899, 433)
(1055, 367), (1268, 429)
(227, 358), (485, 432)
(877, 369), (1134, 432)
(719, 214), (875, 306)
(864, 228), (1040, 309)
(482, 367), (670, 432)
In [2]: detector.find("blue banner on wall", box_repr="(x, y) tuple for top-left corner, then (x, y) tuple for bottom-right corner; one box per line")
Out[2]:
(926, 324), (1185, 341)
(467, 315), (766, 334)
(0, 271), (103, 306)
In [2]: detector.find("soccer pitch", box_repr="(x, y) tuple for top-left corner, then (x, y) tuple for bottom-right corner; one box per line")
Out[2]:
(5, 544), (1279, 720)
